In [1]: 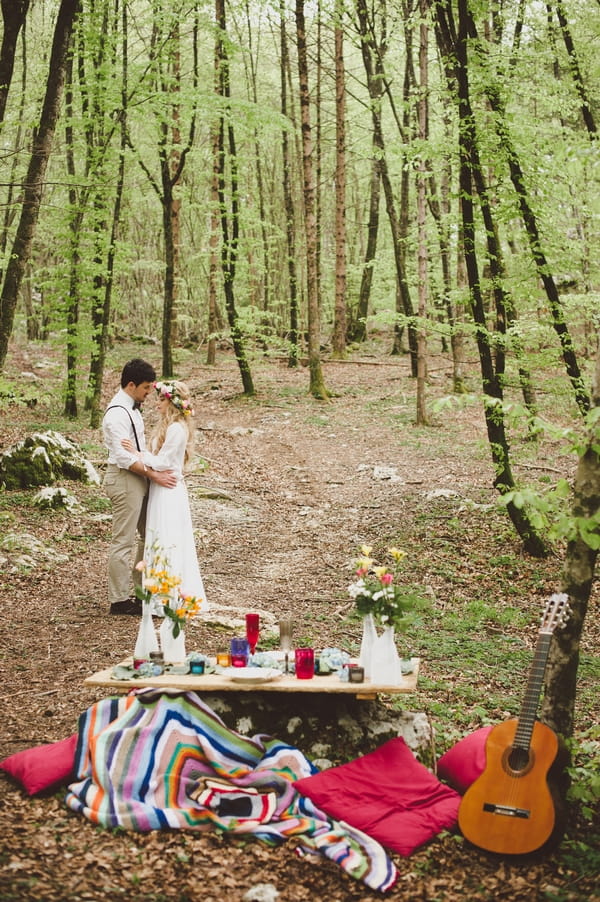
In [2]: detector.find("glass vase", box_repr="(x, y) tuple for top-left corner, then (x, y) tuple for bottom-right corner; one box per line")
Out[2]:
(159, 617), (186, 663)
(359, 612), (378, 678)
(370, 625), (402, 685)
(133, 603), (159, 660)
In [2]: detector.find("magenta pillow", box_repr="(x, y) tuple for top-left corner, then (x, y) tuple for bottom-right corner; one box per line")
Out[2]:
(0, 733), (78, 796)
(436, 726), (493, 794)
(293, 736), (460, 857)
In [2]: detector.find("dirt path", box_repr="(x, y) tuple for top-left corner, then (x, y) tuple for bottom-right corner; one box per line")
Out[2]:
(0, 348), (596, 901)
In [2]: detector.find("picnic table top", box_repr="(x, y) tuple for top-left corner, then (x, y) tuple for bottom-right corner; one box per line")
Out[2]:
(84, 658), (420, 701)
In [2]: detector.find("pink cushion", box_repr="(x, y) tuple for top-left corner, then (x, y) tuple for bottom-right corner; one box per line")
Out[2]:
(293, 736), (460, 857)
(436, 726), (493, 794)
(0, 733), (78, 796)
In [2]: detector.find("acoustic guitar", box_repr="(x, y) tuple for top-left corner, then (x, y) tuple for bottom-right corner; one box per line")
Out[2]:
(458, 593), (571, 855)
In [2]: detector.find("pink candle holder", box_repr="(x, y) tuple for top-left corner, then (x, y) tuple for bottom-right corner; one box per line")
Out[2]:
(295, 647), (315, 680)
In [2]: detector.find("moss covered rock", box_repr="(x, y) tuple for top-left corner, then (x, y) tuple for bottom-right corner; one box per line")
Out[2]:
(0, 430), (100, 489)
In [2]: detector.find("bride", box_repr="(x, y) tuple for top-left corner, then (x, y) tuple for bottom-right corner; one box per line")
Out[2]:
(122, 379), (208, 615)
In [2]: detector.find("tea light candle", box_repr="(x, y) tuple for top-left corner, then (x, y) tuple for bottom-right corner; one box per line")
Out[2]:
(348, 666), (365, 683)
(190, 659), (205, 675)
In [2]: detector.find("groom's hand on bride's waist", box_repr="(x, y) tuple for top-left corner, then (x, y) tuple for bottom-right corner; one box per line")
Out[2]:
(149, 468), (177, 488)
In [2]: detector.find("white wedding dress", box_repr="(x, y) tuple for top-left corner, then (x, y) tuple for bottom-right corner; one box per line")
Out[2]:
(141, 422), (208, 615)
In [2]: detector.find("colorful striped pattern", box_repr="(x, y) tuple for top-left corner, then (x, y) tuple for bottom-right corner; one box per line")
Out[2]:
(65, 688), (397, 892)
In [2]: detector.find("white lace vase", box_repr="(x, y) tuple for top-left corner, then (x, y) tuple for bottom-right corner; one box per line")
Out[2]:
(359, 613), (378, 679)
(133, 603), (159, 660)
(159, 617), (186, 663)
(370, 625), (402, 685)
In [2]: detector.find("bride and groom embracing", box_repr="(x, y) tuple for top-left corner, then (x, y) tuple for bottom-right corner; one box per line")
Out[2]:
(102, 358), (208, 619)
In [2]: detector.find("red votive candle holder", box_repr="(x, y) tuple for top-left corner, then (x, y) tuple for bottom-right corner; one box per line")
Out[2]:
(295, 647), (315, 680)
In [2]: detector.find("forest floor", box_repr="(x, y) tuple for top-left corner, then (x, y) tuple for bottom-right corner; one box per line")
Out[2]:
(0, 336), (598, 901)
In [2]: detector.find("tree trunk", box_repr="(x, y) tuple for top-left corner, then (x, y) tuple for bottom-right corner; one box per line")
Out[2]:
(206, 118), (220, 367)
(0, 0), (80, 373)
(415, 0), (428, 426)
(450, 0), (547, 555)
(0, 0), (30, 126)
(295, 0), (328, 399)
(479, 62), (589, 416)
(279, 0), (299, 369)
(64, 50), (81, 419)
(554, 0), (596, 137)
(355, 0), (417, 373)
(87, 0), (127, 429)
(215, 0), (254, 396)
(541, 346), (600, 738)
(352, 156), (380, 344)
(331, 9), (347, 359)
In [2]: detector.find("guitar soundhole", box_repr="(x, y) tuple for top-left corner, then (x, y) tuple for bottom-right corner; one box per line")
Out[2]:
(505, 745), (533, 775)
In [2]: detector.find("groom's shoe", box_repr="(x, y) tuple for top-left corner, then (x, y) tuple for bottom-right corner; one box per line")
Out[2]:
(109, 597), (143, 616)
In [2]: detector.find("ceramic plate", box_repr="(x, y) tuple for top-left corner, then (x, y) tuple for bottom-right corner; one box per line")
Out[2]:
(225, 667), (281, 684)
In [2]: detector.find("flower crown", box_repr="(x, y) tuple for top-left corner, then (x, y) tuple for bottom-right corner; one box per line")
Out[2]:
(154, 381), (194, 417)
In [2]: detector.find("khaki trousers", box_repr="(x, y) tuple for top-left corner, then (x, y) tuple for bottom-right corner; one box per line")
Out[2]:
(103, 464), (148, 605)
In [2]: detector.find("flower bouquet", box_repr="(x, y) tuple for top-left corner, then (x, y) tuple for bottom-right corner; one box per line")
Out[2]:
(348, 545), (416, 684)
(134, 544), (204, 662)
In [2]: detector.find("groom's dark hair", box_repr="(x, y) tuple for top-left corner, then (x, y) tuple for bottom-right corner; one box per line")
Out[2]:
(121, 358), (156, 388)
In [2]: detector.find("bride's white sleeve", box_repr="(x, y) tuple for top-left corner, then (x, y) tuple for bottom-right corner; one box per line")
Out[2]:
(141, 424), (185, 471)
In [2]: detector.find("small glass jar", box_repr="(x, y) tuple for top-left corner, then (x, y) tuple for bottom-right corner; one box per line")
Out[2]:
(348, 665), (365, 684)
(190, 659), (205, 675)
(149, 650), (164, 675)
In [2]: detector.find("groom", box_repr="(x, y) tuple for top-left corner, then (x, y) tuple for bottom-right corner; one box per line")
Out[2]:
(102, 358), (176, 615)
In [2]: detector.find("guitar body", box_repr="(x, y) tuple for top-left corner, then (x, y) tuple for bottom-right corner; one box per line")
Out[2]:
(458, 718), (559, 855)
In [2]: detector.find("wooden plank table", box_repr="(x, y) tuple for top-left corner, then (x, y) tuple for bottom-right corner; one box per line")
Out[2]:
(84, 658), (420, 701)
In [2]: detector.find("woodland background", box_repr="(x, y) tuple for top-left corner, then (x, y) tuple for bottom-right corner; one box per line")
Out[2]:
(0, 0), (599, 898)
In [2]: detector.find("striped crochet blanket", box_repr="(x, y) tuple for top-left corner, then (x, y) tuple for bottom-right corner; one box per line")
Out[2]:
(65, 689), (397, 892)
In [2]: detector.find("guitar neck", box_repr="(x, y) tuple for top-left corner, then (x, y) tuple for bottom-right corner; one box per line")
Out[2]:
(513, 632), (552, 750)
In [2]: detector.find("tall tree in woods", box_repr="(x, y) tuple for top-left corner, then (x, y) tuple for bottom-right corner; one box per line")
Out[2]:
(437, 8), (539, 421)
(331, 0), (347, 358)
(465, 7), (590, 417)
(128, 1), (199, 378)
(63, 0), (122, 419)
(541, 345), (600, 739)
(206, 116), (221, 367)
(415, 0), (428, 425)
(295, 0), (328, 399)
(63, 48), (82, 418)
(0, 0), (30, 127)
(86, 0), (129, 428)
(354, 0), (418, 374)
(554, 0), (596, 138)
(348, 1), (384, 344)
(279, 0), (300, 368)
(435, 0), (547, 556)
(214, 0), (254, 395)
(425, 105), (467, 392)
(314, 2), (323, 332)
(0, 2), (30, 292)
(0, 0), (80, 373)
(230, 0), (271, 311)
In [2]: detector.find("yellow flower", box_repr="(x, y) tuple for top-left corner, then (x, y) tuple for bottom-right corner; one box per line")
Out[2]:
(389, 547), (406, 563)
(373, 566), (389, 579)
(360, 544), (373, 556)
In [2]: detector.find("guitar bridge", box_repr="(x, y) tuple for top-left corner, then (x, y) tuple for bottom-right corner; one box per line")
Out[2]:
(483, 802), (530, 819)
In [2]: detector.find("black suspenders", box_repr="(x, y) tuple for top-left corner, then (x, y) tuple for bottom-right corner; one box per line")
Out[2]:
(106, 405), (141, 451)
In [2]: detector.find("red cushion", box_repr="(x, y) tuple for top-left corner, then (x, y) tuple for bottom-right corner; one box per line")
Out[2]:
(0, 733), (78, 796)
(436, 726), (493, 794)
(293, 736), (460, 857)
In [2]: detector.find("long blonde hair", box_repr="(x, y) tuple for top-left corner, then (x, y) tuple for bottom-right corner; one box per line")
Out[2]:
(152, 380), (195, 466)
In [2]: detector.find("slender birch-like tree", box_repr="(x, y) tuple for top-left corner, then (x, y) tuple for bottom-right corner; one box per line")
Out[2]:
(0, 0), (80, 373)
(295, 0), (328, 399)
(331, 0), (347, 358)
